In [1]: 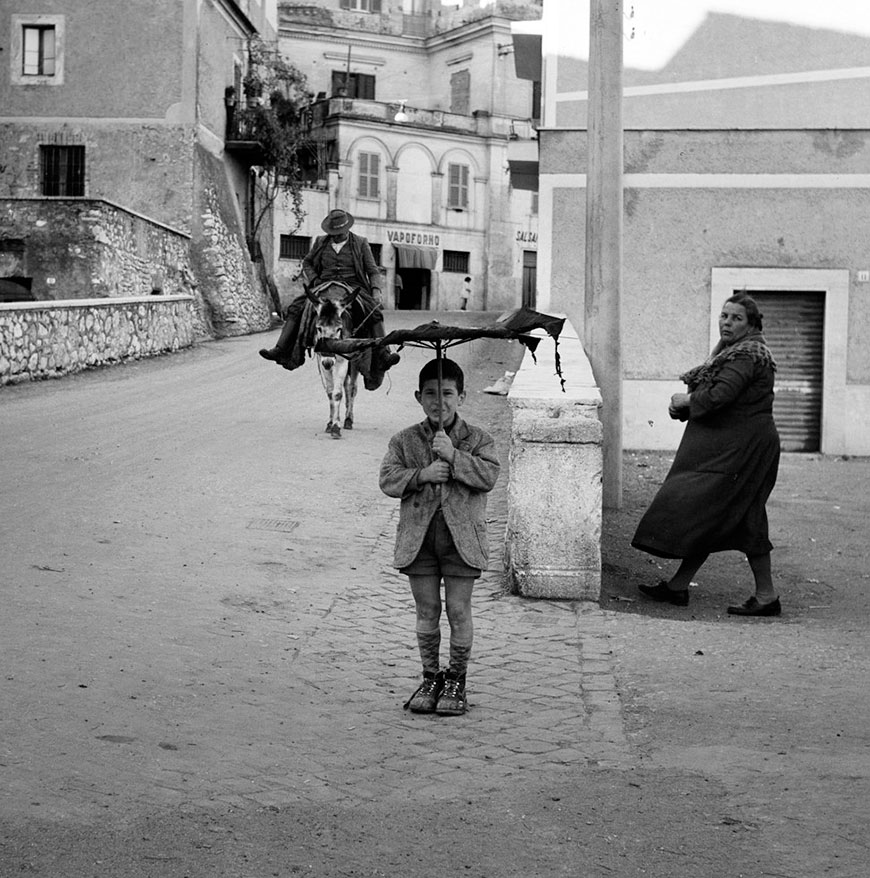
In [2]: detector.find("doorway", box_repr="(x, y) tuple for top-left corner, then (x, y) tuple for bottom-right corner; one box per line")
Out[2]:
(711, 267), (849, 455)
(522, 250), (537, 308)
(396, 268), (431, 310)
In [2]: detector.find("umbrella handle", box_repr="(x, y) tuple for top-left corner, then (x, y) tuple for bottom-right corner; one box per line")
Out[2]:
(436, 340), (443, 432)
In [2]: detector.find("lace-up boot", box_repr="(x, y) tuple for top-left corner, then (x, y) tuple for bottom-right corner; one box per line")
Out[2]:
(404, 671), (444, 713)
(435, 672), (467, 716)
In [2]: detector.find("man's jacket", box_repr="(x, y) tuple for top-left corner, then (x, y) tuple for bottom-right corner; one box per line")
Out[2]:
(379, 417), (500, 570)
(302, 232), (382, 294)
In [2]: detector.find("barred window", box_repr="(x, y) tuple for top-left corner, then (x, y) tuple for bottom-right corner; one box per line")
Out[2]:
(23, 25), (56, 76)
(447, 163), (469, 210)
(443, 251), (469, 273)
(358, 152), (380, 199)
(279, 235), (311, 259)
(40, 145), (85, 196)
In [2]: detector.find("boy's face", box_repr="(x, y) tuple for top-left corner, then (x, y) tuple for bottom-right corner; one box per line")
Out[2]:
(415, 378), (465, 427)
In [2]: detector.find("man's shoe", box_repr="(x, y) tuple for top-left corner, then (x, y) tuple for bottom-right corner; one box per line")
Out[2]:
(435, 673), (467, 716)
(259, 347), (281, 361)
(727, 596), (781, 617)
(404, 671), (444, 713)
(638, 580), (690, 606)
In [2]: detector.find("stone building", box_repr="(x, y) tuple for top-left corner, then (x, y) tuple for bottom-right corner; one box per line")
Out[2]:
(0, 0), (279, 338)
(270, 0), (542, 313)
(513, 4), (870, 457)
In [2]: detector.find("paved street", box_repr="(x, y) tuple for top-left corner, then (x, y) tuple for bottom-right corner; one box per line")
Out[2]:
(2, 311), (868, 877)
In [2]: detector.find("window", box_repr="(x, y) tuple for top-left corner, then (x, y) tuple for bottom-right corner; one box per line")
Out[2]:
(340, 0), (382, 11)
(12, 15), (64, 85)
(447, 163), (469, 210)
(40, 145), (85, 196)
(23, 25), (55, 76)
(450, 70), (470, 115)
(443, 251), (469, 273)
(369, 243), (382, 265)
(358, 152), (380, 199)
(279, 235), (311, 260)
(331, 71), (376, 99)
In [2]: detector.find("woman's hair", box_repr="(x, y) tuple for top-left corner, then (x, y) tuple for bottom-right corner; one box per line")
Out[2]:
(419, 357), (464, 393)
(725, 293), (764, 330)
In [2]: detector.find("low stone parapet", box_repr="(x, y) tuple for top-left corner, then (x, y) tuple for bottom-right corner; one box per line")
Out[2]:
(506, 319), (603, 600)
(0, 296), (196, 385)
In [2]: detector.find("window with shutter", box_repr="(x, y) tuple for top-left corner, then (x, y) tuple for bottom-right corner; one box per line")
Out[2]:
(447, 163), (469, 210)
(358, 152), (380, 199)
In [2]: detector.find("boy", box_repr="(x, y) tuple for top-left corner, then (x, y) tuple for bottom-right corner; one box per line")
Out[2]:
(379, 358), (500, 715)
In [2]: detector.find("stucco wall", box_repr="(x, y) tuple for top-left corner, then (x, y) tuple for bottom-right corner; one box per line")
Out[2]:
(539, 127), (870, 454)
(0, 123), (195, 233)
(0, 296), (196, 385)
(1, 0), (183, 119)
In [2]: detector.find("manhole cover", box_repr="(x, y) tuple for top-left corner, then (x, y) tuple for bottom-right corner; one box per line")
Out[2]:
(247, 518), (300, 533)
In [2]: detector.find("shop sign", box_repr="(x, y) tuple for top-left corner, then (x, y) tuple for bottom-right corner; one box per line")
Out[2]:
(387, 230), (441, 246)
(516, 231), (537, 244)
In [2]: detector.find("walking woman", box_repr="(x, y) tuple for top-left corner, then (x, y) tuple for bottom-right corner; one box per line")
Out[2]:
(632, 293), (782, 616)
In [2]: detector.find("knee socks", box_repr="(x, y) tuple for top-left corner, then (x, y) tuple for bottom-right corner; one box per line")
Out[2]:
(448, 635), (472, 680)
(415, 621), (441, 675)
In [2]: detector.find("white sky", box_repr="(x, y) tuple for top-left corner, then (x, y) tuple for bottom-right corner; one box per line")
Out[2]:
(448, 0), (870, 69)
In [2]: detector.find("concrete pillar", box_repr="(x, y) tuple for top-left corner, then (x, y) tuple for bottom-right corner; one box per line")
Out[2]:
(585, 0), (623, 509)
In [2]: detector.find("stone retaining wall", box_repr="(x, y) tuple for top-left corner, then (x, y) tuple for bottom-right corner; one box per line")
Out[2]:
(0, 296), (196, 385)
(506, 319), (604, 600)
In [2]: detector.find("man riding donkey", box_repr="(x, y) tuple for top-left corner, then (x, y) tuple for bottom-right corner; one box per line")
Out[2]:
(259, 209), (400, 389)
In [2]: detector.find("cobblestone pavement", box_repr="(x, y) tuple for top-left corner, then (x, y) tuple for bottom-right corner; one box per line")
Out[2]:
(0, 312), (630, 822)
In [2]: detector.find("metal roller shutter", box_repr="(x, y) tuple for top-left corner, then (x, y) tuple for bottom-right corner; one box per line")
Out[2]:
(750, 291), (824, 452)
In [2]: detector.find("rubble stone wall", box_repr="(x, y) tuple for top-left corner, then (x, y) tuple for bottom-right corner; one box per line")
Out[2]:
(0, 296), (196, 385)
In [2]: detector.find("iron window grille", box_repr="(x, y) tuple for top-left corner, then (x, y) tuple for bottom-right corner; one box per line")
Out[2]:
(443, 251), (470, 273)
(279, 235), (311, 259)
(40, 145), (85, 196)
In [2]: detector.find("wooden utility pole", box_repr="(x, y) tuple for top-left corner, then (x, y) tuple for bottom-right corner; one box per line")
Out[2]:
(585, 0), (624, 509)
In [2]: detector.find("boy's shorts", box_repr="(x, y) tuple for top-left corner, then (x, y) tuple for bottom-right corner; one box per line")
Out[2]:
(400, 509), (482, 579)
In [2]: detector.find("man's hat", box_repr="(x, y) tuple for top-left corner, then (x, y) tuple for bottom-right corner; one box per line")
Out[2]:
(321, 209), (355, 235)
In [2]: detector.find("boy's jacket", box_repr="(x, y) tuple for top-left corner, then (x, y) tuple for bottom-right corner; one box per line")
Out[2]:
(379, 417), (500, 570)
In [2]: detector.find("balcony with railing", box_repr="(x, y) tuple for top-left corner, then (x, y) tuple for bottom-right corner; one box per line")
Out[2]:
(303, 97), (535, 140)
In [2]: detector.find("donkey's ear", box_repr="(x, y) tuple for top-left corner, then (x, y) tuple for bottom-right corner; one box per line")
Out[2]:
(340, 286), (361, 307)
(305, 287), (321, 304)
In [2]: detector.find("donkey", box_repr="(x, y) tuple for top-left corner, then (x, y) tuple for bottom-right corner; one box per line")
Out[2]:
(308, 281), (360, 439)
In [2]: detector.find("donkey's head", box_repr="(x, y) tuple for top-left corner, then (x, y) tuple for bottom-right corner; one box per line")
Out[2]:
(309, 283), (356, 370)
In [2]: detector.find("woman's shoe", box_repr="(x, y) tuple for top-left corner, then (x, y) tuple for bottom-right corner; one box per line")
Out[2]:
(638, 580), (689, 606)
(727, 596), (781, 617)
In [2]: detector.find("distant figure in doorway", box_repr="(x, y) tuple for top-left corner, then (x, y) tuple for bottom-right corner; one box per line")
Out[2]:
(632, 293), (783, 617)
(258, 209), (399, 388)
(394, 273), (404, 310)
(460, 276), (472, 311)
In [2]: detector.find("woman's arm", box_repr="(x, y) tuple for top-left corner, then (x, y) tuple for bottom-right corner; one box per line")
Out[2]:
(688, 356), (757, 419)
